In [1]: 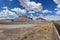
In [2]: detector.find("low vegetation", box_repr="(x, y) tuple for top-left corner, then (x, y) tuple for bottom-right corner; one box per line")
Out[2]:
(0, 22), (55, 40)
(20, 22), (54, 40)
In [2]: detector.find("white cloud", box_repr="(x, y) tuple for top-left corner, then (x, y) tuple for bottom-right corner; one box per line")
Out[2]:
(55, 8), (58, 10)
(53, 0), (60, 4)
(2, 7), (8, 9)
(57, 4), (60, 8)
(42, 15), (60, 21)
(30, 14), (37, 20)
(53, 0), (60, 14)
(55, 10), (60, 14)
(28, 11), (35, 13)
(53, 0), (60, 9)
(18, 0), (43, 12)
(0, 8), (18, 19)
(30, 14), (34, 18)
(11, 8), (26, 15)
(44, 15), (60, 21)
(42, 10), (52, 13)
(34, 14), (60, 21)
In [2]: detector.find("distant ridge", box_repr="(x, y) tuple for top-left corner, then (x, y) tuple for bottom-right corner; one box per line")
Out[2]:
(36, 17), (46, 21)
(0, 16), (46, 24)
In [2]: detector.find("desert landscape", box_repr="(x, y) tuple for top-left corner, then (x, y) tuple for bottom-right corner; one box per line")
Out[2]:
(0, 21), (60, 40)
(0, 22), (53, 40)
(0, 16), (59, 40)
(0, 0), (60, 40)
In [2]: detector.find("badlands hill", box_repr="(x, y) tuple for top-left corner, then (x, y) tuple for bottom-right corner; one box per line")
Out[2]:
(0, 16), (46, 24)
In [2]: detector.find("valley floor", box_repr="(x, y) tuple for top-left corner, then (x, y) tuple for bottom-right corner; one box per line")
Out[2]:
(0, 22), (59, 40)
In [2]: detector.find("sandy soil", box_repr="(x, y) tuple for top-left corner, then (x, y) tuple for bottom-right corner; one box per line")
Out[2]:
(0, 23), (58, 40)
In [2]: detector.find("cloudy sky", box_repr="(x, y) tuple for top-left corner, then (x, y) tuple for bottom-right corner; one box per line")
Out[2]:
(0, 0), (60, 21)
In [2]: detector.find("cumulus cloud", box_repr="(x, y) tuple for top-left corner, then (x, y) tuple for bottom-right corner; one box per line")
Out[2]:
(30, 14), (37, 20)
(43, 15), (60, 21)
(55, 10), (60, 14)
(11, 8), (26, 15)
(19, 0), (52, 14)
(53, 0), (60, 14)
(56, 4), (60, 8)
(0, 7), (27, 19)
(53, 0), (60, 4)
(0, 8), (18, 19)
(18, 0), (43, 12)
(42, 10), (52, 13)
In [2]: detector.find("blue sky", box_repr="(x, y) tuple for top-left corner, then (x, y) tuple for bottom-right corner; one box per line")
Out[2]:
(0, 0), (60, 21)
(0, 0), (56, 11)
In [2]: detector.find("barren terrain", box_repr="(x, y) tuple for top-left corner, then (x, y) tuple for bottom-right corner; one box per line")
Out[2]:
(0, 22), (58, 40)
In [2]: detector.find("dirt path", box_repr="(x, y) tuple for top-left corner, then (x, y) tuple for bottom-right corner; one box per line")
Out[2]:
(0, 24), (37, 29)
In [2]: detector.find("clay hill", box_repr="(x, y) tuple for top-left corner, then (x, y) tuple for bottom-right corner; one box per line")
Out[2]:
(0, 16), (46, 24)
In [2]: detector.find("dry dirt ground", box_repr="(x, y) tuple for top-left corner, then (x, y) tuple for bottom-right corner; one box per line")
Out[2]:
(0, 23), (58, 40)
